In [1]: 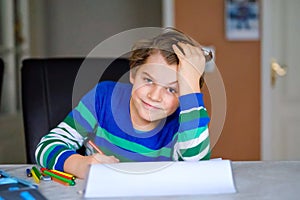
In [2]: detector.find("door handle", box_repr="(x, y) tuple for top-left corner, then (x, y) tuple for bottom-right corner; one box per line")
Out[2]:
(271, 60), (287, 87)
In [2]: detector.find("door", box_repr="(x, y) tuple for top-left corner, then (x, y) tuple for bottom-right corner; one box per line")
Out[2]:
(175, 0), (261, 160)
(262, 0), (300, 160)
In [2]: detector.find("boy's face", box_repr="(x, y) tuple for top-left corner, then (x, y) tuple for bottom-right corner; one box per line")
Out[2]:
(130, 52), (179, 130)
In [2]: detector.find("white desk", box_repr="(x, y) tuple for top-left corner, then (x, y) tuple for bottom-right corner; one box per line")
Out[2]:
(1, 161), (300, 200)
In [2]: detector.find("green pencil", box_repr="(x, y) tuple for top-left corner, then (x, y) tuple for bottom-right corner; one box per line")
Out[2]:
(32, 166), (42, 180)
(43, 170), (75, 186)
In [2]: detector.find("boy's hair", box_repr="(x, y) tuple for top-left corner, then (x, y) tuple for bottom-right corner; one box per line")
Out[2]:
(129, 28), (206, 88)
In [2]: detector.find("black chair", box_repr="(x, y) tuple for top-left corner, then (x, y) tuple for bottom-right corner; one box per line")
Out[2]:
(0, 58), (4, 106)
(21, 57), (130, 163)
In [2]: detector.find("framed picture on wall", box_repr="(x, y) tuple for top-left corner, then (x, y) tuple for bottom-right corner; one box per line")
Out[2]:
(225, 0), (260, 41)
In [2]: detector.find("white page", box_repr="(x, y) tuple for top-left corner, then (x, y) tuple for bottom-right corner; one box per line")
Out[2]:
(84, 160), (236, 198)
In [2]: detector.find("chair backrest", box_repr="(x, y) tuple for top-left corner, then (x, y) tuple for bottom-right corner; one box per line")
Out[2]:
(21, 57), (130, 163)
(0, 58), (4, 106)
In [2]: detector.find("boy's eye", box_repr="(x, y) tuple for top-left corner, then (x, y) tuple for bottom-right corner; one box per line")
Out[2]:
(167, 87), (177, 94)
(144, 78), (153, 84)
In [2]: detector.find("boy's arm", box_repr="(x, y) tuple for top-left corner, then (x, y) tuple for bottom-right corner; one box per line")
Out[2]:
(35, 121), (83, 169)
(173, 93), (210, 161)
(172, 42), (211, 161)
(35, 86), (99, 172)
(35, 83), (119, 179)
(35, 84), (119, 178)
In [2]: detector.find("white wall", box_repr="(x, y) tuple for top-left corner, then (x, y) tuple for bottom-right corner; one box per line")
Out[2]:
(29, 0), (162, 57)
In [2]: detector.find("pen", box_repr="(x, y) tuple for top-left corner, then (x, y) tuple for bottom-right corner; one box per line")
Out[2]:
(88, 140), (104, 155)
(42, 169), (75, 186)
(201, 48), (213, 63)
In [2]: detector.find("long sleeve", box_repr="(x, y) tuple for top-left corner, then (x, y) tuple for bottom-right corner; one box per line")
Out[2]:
(35, 81), (210, 167)
(173, 93), (210, 161)
(35, 86), (99, 171)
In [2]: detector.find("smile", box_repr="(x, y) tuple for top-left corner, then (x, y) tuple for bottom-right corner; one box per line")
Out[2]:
(142, 100), (161, 110)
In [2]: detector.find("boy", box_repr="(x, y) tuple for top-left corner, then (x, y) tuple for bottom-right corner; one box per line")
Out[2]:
(35, 28), (211, 179)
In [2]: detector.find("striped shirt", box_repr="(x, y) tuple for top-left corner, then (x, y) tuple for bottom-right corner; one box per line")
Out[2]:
(35, 81), (210, 171)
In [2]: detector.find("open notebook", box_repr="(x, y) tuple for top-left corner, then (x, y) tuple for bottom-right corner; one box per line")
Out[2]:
(84, 160), (236, 198)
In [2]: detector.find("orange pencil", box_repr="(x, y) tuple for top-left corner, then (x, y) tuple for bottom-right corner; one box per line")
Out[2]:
(51, 176), (69, 186)
(88, 140), (104, 155)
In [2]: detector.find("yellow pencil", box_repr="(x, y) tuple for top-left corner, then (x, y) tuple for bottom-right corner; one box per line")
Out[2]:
(31, 169), (40, 184)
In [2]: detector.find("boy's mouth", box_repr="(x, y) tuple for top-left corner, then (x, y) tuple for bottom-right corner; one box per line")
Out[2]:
(141, 100), (161, 110)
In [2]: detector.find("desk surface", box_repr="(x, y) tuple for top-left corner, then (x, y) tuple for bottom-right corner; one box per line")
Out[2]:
(1, 161), (300, 200)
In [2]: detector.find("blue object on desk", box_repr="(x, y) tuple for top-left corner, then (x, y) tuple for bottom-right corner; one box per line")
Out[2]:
(8, 186), (20, 191)
(41, 175), (51, 181)
(20, 191), (35, 200)
(26, 169), (32, 177)
(0, 188), (47, 200)
(0, 169), (46, 199)
(0, 178), (18, 185)
(0, 171), (10, 178)
(16, 178), (38, 189)
(0, 170), (37, 189)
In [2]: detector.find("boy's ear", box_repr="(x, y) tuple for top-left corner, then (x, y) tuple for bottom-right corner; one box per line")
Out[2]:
(129, 68), (136, 84)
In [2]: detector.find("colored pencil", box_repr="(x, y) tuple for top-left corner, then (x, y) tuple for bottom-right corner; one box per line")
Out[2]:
(88, 140), (104, 155)
(32, 166), (42, 180)
(42, 169), (75, 186)
(50, 169), (76, 180)
(31, 169), (40, 184)
(41, 168), (74, 180)
(51, 176), (70, 186)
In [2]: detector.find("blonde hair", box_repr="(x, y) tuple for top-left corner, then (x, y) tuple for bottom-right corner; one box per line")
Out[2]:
(129, 28), (206, 88)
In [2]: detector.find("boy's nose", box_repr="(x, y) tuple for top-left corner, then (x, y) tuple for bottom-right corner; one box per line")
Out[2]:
(148, 85), (163, 102)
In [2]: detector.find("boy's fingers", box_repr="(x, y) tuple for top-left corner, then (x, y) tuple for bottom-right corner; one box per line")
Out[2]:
(109, 156), (120, 162)
(193, 45), (204, 56)
(177, 42), (192, 56)
(92, 154), (119, 163)
(172, 44), (185, 58)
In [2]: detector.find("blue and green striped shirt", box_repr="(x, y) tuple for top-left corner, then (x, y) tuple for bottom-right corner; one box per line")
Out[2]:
(35, 81), (210, 171)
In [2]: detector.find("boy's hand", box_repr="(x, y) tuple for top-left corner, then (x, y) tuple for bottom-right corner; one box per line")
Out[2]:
(64, 154), (119, 179)
(91, 153), (120, 164)
(172, 42), (206, 95)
